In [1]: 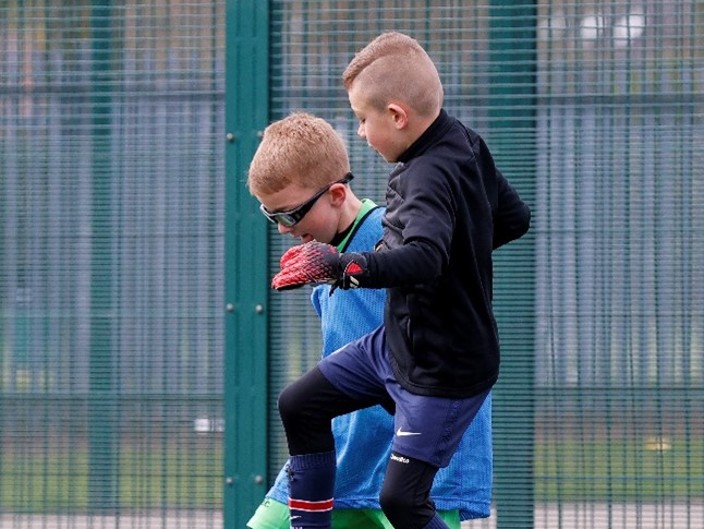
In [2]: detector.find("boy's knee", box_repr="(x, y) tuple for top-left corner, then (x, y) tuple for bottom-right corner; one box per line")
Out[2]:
(378, 487), (407, 518)
(277, 381), (303, 426)
(379, 453), (439, 529)
(277, 367), (334, 428)
(380, 490), (432, 529)
(277, 367), (342, 455)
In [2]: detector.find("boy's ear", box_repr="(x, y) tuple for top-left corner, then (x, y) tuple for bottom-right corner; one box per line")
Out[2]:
(329, 181), (348, 206)
(387, 102), (409, 130)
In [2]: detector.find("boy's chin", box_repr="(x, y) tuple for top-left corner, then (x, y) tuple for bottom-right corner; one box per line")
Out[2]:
(378, 151), (397, 163)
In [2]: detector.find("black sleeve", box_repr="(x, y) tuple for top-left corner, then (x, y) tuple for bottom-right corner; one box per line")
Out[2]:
(357, 238), (443, 289)
(470, 129), (531, 250)
(492, 168), (531, 250)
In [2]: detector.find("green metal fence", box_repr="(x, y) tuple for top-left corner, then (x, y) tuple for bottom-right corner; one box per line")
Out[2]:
(1, 1), (702, 528)
(261, 1), (704, 528)
(1, 0), (225, 525)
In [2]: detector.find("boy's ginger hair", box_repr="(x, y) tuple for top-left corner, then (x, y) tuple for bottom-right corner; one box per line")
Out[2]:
(248, 112), (350, 195)
(342, 32), (443, 118)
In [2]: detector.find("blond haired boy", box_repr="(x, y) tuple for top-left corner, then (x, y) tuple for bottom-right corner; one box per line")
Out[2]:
(246, 111), (493, 529)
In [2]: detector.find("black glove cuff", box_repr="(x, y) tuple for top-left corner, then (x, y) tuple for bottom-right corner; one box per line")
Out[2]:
(331, 252), (368, 292)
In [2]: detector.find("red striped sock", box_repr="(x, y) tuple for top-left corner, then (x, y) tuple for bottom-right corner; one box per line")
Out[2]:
(287, 451), (336, 529)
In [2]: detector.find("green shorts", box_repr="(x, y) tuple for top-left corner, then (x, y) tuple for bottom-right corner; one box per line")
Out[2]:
(247, 497), (461, 529)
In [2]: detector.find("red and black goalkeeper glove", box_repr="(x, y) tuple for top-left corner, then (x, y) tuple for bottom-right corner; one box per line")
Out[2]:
(271, 241), (367, 291)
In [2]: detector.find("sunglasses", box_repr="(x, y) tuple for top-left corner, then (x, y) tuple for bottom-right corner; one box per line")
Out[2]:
(259, 172), (354, 227)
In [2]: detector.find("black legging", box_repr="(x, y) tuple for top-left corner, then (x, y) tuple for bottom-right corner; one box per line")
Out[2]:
(380, 453), (440, 529)
(278, 366), (440, 529)
(278, 366), (382, 454)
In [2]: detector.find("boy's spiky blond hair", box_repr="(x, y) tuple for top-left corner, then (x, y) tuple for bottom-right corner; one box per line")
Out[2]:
(342, 32), (443, 117)
(248, 112), (350, 196)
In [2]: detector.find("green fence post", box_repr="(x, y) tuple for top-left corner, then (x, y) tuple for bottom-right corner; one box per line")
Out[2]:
(223, 1), (270, 528)
(89, 0), (117, 513)
(489, 0), (537, 528)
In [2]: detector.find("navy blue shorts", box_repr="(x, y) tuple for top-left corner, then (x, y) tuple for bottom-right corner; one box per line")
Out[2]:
(318, 325), (489, 468)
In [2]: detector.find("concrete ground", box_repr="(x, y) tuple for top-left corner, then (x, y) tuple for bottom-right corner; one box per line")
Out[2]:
(1, 503), (702, 529)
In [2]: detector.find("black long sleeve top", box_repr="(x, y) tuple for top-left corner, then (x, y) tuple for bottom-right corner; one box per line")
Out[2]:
(356, 109), (531, 398)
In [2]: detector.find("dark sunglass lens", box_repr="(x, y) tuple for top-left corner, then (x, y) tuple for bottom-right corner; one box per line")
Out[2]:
(277, 214), (298, 227)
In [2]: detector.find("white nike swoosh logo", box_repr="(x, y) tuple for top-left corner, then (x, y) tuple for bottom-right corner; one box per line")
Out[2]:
(396, 427), (421, 437)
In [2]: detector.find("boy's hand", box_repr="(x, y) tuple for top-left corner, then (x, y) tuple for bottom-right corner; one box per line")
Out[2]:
(271, 241), (366, 291)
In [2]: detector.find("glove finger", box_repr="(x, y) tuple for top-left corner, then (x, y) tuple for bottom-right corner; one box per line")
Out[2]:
(272, 257), (332, 289)
(271, 277), (305, 291)
(279, 245), (303, 267)
(273, 257), (308, 287)
(271, 268), (310, 290)
(280, 241), (334, 268)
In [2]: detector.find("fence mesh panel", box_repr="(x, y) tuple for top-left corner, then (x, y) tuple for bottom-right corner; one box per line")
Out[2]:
(0, 1), (702, 528)
(0, 1), (225, 526)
